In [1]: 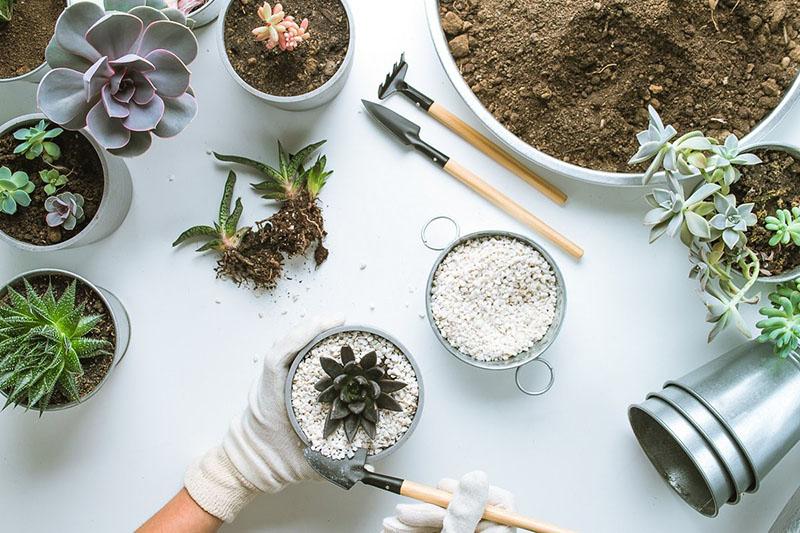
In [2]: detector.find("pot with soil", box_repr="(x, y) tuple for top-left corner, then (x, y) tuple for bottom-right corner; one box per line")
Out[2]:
(0, 113), (132, 251)
(0, 0), (65, 84)
(426, 0), (800, 186)
(0, 268), (131, 413)
(217, 0), (354, 111)
(285, 325), (423, 461)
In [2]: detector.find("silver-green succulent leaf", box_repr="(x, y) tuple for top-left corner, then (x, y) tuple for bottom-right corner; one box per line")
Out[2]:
(629, 106), (679, 184)
(709, 193), (757, 249)
(705, 134), (762, 188)
(701, 282), (752, 342)
(0, 167), (34, 215)
(644, 175), (719, 243)
(765, 206), (800, 247)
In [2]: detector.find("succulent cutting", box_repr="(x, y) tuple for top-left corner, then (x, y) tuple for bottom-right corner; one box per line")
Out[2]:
(252, 2), (310, 52)
(315, 345), (406, 442)
(0, 278), (111, 413)
(0, 167), (33, 215)
(13, 120), (63, 164)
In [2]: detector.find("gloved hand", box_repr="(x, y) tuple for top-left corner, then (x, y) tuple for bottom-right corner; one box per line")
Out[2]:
(184, 316), (344, 522)
(382, 471), (517, 533)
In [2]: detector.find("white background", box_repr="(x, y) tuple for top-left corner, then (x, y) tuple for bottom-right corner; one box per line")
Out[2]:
(2, 1), (800, 532)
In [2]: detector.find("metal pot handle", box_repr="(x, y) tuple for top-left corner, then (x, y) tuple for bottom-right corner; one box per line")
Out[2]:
(421, 216), (460, 251)
(515, 358), (555, 396)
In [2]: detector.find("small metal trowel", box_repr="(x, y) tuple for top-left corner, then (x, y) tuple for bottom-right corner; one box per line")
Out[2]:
(304, 448), (575, 533)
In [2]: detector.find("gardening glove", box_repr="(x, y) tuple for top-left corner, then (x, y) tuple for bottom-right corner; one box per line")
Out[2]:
(382, 471), (517, 533)
(184, 315), (344, 522)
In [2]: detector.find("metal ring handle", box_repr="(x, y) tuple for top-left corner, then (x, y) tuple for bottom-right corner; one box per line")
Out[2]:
(421, 216), (460, 251)
(514, 358), (555, 396)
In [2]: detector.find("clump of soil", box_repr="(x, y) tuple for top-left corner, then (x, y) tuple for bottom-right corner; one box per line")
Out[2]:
(731, 150), (800, 276)
(0, 0), (65, 79)
(0, 124), (104, 246)
(0, 274), (116, 407)
(223, 0), (350, 96)
(440, 0), (800, 172)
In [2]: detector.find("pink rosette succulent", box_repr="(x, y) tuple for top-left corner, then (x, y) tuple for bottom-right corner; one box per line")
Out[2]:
(252, 2), (310, 52)
(166, 0), (206, 15)
(37, 2), (199, 157)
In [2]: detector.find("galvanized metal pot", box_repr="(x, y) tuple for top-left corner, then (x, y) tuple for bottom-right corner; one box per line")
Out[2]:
(216, 0), (355, 111)
(629, 341), (800, 516)
(0, 268), (131, 412)
(0, 113), (133, 252)
(284, 325), (424, 461)
(425, 229), (566, 396)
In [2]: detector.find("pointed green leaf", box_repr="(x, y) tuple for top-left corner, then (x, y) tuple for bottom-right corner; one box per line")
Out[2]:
(172, 225), (217, 247)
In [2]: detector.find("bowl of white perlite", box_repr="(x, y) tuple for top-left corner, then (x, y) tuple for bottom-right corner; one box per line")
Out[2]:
(285, 325), (424, 461)
(425, 231), (566, 396)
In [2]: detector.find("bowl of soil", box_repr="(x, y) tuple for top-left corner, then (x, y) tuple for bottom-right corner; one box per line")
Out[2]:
(285, 325), (423, 461)
(0, 268), (131, 413)
(0, 113), (132, 252)
(426, 0), (800, 186)
(217, 0), (354, 111)
(0, 0), (65, 83)
(425, 230), (566, 396)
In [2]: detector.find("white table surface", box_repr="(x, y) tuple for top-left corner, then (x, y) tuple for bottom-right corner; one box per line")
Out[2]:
(2, 1), (800, 532)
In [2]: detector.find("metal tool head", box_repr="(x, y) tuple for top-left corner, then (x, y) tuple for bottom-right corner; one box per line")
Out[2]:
(378, 53), (409, 100)
(362, 100), (421, 146)
(304, 447), (369, 490)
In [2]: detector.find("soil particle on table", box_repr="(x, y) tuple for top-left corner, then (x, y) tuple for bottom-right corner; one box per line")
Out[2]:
(730, 150), (800, 277)
(0, 0), (65, 79)
(1, 275), (116, 407)
(0, 125), (104, 246)
(223, 0), (350, 97)
(440, 0), (800, 172)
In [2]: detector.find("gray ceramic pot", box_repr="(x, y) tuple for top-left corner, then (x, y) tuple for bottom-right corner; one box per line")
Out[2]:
(216, 0), (355, 111)
(0, 113), (132, 252)
(0, 268), (131, 412)
(629, 341), (800, 517)
(284, 325), (424, 462)
(187, 0), (222, 28)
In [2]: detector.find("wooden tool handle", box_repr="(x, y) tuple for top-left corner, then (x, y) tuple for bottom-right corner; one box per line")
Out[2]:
(443, 159), (583, 259)
(428, 102), (568, 206)
(400, 480), (575, 533)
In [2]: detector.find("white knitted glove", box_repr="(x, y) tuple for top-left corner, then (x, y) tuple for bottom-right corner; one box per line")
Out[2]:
(382, 471), (517, 533)
(184, 316), (344, 522)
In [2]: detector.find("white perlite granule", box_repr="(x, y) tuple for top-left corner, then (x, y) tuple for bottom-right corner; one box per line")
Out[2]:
(430, 236), (558, 361)
(290, 331), (419, 460)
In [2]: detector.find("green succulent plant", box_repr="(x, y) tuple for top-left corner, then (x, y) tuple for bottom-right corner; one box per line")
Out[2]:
(757, 280), (800, 359)
(0, 0), (13, 23)
(39, 169), (69, 195)
(173, 171), (250, 252)
(765, 206), (800, 247)
(13, 120), (63, 163)
(315, 345), (407, 442)
(0, 167), (34, 215)
(0, 278), (112, 413)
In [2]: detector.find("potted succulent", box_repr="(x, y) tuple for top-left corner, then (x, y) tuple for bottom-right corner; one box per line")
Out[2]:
(0, 0), (66, 83)
(285, 325), (423, 460)
(0, 113), (132, 251)
(67, 0), (223, 28)
(0, 268), (130, 414)
(630, 105), (800, 356)
(36, 1), (199, 157)
(217, 0), (355, 110)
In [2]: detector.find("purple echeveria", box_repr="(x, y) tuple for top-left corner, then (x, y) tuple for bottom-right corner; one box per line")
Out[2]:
(37, 2), (198, 158)
(45, 192), (85, 230)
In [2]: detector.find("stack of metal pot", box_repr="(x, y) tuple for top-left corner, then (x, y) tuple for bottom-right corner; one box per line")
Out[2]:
(629, 341), (800, 517)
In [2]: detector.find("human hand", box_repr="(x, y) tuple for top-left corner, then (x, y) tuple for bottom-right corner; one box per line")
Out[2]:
(382, 471), (517, 533)
(184, 316), (344, 522)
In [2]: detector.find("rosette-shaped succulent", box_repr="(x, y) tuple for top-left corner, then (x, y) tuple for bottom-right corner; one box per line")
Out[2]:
(45, 192), (85, 230)
(37, 2), (198, 157)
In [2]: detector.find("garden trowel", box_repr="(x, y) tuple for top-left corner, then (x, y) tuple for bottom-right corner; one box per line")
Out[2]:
(304, 448), (575, 533)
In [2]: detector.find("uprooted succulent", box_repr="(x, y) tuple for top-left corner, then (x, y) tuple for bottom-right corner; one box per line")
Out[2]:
(0, 167), (34, 215)
(315, 345), (406, 442)
(13, 120), (63, 164)
(252, 2), (310, 52)
(757, 280), (800, 359)
(0, 0), (12, 23)
(765, 206), (800, 248)
(45, 192), (85, 231)
(37, 2), (198, 157)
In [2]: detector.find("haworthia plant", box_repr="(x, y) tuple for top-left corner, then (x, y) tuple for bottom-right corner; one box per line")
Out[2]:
(0, 0), (12, 23)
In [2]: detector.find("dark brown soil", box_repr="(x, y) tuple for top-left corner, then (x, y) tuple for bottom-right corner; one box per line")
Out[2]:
(0, 0), (65, 79)
(440, 0), (800, 172)
(731, 150), (800, 276)
(0, 123), (104, 246)
(0, 274), (116, 408)
(218, 192), (328, 289)
(223, 0), (349, 96)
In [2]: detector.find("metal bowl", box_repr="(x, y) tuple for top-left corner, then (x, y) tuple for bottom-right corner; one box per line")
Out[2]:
(284, 325), (425, 462)
(425, 230), (566, 395)
(425, 0), (800, 187)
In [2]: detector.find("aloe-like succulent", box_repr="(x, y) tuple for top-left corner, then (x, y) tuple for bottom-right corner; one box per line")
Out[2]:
(765, 206), (800, 247)
(315, 345), (407, 442)
(39, 169), (70, 196)
(252, 2), (310, 52)
(173, 171), (250, 252)
(709, 194), (757, 249)
(0, 167), (34, 215)
(0, 278), (112, 413)
(45, 192), (85, 231)
(13, 120), (63, 163)
(0, 0), (13, 23)
(757, 280), (800, 359)
(37, 2), (198, 158)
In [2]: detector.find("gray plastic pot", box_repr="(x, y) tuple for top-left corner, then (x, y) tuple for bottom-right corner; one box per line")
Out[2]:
(0, 268), (131, 412)
(216, 0), (355, 111)
(284, 325), (424, 462)
(0, 113), (132, 252)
